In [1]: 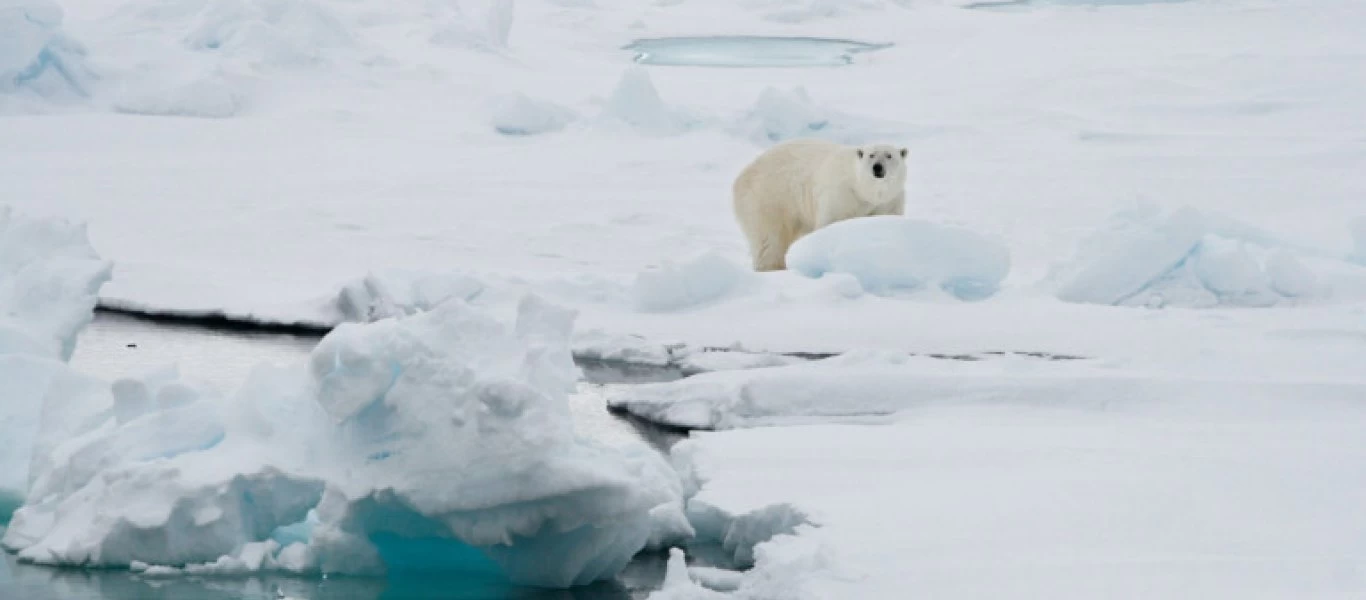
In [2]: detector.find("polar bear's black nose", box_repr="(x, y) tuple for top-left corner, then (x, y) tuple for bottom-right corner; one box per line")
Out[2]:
(872, 163), (885, 178)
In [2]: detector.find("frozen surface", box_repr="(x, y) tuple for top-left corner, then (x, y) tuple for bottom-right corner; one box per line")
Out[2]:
(660, 370), (1366, 598)
(623, 36), (892, 68)
(785, 216), (1012, 300)
(0, 208), (110, 518)
(4, 0), (1366, 596)
(3, 297), (684, 588)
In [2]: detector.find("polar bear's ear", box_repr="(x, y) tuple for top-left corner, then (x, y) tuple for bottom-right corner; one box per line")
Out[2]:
(899, 148), (908, 158)
(856, 149), (864, 159)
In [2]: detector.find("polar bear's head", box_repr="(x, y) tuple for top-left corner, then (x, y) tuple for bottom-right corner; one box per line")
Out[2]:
(853, 144), (908, 201)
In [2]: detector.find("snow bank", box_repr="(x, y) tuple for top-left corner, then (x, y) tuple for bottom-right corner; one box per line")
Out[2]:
(0, 0), (94, 104)
(490, 92), (577, 136)
(785, 216), (1011, 300)
(1053, 206), (1366, 307)
(3, 295), (684, 588)
(0, 208), (111, 515)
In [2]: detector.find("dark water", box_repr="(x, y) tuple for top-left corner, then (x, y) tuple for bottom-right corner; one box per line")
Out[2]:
(1, 314), (687, 600)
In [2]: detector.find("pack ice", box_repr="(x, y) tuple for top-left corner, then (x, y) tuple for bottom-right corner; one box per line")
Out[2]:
(0, 0), (92, 103)
(1, 227), (683, 587)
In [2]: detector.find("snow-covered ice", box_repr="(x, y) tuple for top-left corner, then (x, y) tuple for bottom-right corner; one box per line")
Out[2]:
(0, 208), (110, 519)
(786, 216), (1011, 300)
(3, 295), (685, 588)
(4, 0), (1366, 596)
(1050, 205), (1366, 307)
(0, 0), (93, 108)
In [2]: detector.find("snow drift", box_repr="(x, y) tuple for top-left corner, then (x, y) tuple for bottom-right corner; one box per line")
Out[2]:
(3, 294), (685, 588)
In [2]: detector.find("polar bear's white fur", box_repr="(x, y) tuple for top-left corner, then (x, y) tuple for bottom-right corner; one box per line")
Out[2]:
(732, 138), (908, 271)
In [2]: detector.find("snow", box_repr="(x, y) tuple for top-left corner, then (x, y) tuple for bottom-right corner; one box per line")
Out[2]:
(3, 296), (684, 588)
(0, 208), (110, 519)
(786, 216), (1012, 300)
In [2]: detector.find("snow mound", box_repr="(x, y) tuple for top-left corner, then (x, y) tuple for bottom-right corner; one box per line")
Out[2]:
(0, 208), (111, 517)
(4, 294), (684, 589)
(632, 252), (753, 312)
(785, 216), (1011, 300)
(0, 0), (94, 104)
(184, 0), (355, 68)
(1053, 206), (1366, 307)
(490, 92), (577, 136)
(729, 86), (904, 145)
(598, 67), (700, 135)
(113, 77), (245, 118)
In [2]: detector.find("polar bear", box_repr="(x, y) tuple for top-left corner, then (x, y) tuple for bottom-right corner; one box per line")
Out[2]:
(732, 138), (908, 271)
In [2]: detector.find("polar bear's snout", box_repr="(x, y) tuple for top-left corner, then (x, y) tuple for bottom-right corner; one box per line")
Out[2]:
(872, 163), (886, 178)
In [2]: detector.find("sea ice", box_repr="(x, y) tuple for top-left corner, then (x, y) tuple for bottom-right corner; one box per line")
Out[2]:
(4, 292), (685, 589)
(784, 216), (1011, 300)
(0, 207), (111, 518)
(0, 0), (93, 103)
(1053, 206), (1365, 307)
